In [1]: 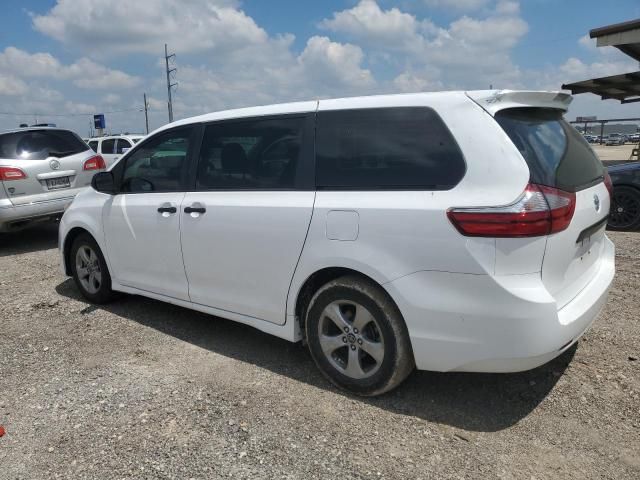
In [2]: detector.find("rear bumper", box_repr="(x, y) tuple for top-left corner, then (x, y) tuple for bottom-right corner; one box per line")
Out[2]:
(385, 236), (615, 372)
(0, 196), (74, 232)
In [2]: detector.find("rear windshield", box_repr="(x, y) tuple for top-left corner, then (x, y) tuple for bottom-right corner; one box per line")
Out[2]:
(0, 129), (88, 160)
(495, 108), (604, 191)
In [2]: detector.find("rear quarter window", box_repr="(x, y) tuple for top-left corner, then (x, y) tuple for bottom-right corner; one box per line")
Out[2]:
(0, 130), (88, 160)
(495, 108), (604, 192)
(315, 107), (466, 190)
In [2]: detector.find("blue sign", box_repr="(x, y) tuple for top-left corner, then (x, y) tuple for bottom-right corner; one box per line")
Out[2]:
(93, 114), (105, 129)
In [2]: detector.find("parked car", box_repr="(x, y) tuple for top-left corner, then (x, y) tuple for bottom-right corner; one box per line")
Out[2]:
(0, 127), (105, 232)
(86, 134), (144, 167)
(628, 133), (640, 143)
(605, 133), (625, 146)
(607, 162), (640, 230)
(59, 90), (615, 396)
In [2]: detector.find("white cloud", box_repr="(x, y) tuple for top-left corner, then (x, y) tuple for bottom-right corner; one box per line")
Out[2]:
(392, 72), (442, 92)
(103, 93), (121, 105)
(298, 36), (374, 89)
(559, 57), (636, 83)
(494, 0), (520, 15)
(66, 58), (140, 89)
(320, 0), (432, 53)
(578, 34), (598, 52)
(32, 0), (271, 56)
(424, 0), (490, 11)
(0, 74), (28, 96)
(0, 47), (140, 90)
(437, 13), (528, 56)
(170, 35), (374, 118)
(318, 0), (528, 89)
(63, 100), (97, 115)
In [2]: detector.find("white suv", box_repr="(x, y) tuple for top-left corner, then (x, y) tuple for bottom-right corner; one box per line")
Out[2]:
(59, 91), (615, 396)
(86, 134), (144, 167)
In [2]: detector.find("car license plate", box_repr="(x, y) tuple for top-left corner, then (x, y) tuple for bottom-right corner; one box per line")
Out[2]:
(46, 177), (71, 190)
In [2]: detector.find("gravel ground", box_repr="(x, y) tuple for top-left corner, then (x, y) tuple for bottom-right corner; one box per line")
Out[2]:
(1, 224), (638, 479)
(592, 144), (636, 162)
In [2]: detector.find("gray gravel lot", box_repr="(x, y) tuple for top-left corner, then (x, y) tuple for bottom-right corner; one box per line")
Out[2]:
(1, 225), (638, 479)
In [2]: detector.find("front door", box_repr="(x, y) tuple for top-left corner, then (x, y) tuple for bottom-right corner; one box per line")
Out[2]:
(180, 114), (315, 324)
(103, 126), (197, 301)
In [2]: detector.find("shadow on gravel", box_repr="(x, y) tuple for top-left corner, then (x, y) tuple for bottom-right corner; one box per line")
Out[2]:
(56, 278), (573, 433)
(0, 223), (59, 257)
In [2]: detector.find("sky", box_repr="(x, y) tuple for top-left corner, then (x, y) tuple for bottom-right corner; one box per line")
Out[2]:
(0, 0), (639, 137)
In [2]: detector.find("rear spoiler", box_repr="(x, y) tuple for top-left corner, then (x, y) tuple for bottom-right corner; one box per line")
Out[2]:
(465, 90), (572, 117)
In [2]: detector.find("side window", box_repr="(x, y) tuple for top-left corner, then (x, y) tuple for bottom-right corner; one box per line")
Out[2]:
(88, 141), (99, 153)
(101, 139), (116, 154)
(196, 116), (304, 190)
(121, 128), (192, 193)
(315, 107), (466, 190)
(116, 139), (132, 154)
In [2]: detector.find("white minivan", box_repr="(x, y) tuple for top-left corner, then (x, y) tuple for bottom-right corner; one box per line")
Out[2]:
(59, 90), (615, 396)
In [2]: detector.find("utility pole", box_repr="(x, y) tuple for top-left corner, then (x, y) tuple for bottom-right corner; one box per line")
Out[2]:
(164, 43), (177, 123)
(143, 93), (150, 134)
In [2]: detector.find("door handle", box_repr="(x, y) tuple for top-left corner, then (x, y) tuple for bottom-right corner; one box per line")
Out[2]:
(157, 206), (177, 214)
(184, 206), (206, 214)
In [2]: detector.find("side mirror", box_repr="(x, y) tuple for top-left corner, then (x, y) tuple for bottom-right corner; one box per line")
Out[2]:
(121, 147), (130, 154)
(91, 171), (116, 194)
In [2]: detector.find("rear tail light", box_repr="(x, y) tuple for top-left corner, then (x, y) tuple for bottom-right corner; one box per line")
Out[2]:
(83, 155), (106, 171)
(0, 166), (27, 181)
(603, 171), (613, 200)
(447, 183), (576, 237)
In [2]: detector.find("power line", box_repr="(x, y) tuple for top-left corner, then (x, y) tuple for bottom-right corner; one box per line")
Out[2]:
(0, 107), (147, 117)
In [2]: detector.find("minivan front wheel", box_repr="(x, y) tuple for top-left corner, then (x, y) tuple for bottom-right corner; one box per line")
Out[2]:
(70, 233), (114, 304)
(305, 276), (414, 396)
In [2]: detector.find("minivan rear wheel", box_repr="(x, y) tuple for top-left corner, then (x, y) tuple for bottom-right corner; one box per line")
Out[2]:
(305, 276), (414, 396)
(70, 233), (114, 304)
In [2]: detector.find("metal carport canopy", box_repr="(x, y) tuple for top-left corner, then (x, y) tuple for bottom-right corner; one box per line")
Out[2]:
(561, 18), (640, 103)
(562, 71), (640, 104)
(590, 18), (640, 62)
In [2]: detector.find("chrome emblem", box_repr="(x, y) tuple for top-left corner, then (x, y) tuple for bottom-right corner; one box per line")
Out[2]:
(593, 194), (600, 212)
(49, 159), (60, 170)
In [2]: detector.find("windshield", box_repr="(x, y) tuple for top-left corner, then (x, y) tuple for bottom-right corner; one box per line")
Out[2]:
(495, 108), (604, 192)
(0, 129), (88, 160)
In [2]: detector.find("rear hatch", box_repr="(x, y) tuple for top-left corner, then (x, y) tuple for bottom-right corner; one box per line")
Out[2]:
(494, 107), (609, 308)
(0, 129), (99, 205)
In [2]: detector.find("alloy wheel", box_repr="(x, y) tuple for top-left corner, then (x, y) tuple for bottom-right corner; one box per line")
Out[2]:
(317, 300), (385, 379)
(609, 188), (640, 229)
(75, 245), (102, 294)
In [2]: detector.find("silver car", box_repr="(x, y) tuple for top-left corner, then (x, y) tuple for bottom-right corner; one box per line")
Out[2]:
(0, 127), (105, 232)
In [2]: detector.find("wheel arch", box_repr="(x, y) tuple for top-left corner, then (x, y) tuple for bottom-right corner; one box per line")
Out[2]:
(292, 266), (402, 334)
(62, 227), (95, 276)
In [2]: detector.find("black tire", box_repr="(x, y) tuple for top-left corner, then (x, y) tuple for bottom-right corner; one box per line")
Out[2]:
(70, 233), (115, 304)
(305, 275), (414, 396)
(608, 185), (640, 231)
